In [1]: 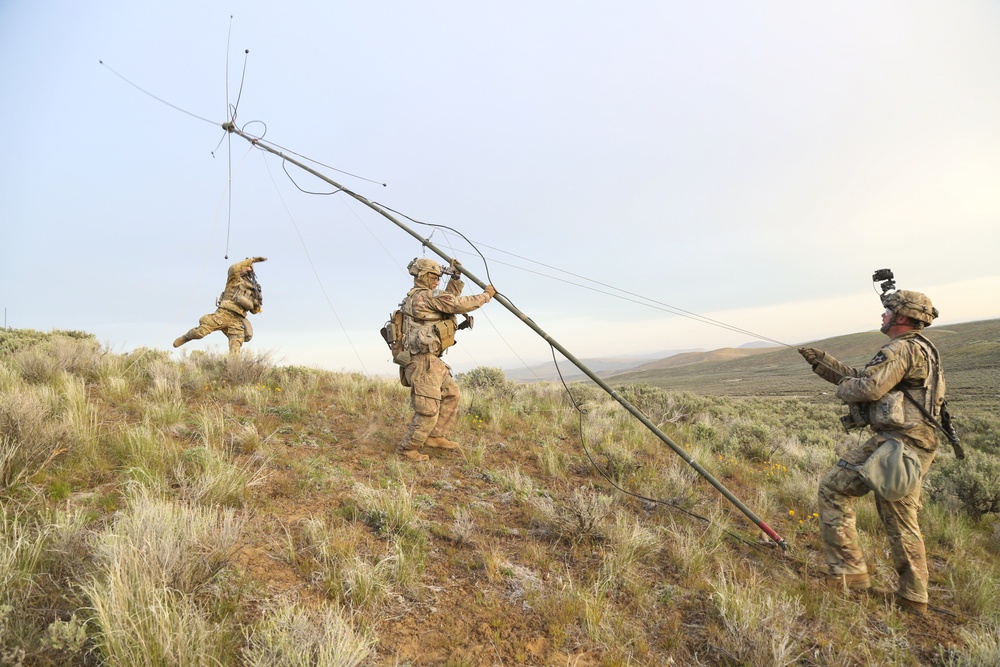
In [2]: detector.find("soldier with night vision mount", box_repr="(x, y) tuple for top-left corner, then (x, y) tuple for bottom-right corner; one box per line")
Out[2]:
(394, 257), (496, 462)
(799, 269), (959, 614)
(173, 257), (266, 354)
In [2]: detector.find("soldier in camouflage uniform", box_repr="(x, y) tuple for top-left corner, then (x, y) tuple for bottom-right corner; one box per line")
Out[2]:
(397, 257), (496, 462)
(173, 257), (267, 354)
(799, 290), (946, 614)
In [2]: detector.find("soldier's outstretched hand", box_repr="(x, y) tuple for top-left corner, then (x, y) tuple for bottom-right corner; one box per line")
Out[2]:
(484, 285), (497, 299)
(798, 347), (823, 367)
(253, 256), (268, 263)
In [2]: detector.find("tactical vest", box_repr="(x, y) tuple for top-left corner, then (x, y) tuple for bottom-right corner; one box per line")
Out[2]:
(842, 333), (945, 432)
(218, 272), (263, 316)
(401, 288), (457, 358)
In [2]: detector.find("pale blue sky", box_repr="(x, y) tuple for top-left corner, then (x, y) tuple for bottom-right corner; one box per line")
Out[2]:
(2, 1), (998, 375)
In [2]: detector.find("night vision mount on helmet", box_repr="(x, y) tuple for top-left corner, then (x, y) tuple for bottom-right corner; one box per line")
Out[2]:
(407, 257), (444, 278)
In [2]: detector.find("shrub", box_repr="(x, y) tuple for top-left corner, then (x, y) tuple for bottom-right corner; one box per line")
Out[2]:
(928, 453), (1000, 520)
(528, 485), (613, 543)
(351, 482), (421, 538)
(0, 329), (95, 357)
(0, 386), (70, 493)
(459, 366), (509, 391)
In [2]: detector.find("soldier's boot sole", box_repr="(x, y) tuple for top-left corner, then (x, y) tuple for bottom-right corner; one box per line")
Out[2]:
(424, 436), (460, 450)
(401, 449), (429, 462)
(824, 572), (871, 593)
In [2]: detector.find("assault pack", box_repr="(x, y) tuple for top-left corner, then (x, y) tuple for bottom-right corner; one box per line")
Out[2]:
(380, 308), (409, 366)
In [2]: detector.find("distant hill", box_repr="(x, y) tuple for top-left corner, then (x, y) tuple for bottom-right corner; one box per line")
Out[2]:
(605, 318), (1000, 411)
(618, 346), (778, 374)
(503, 349), (699, 383)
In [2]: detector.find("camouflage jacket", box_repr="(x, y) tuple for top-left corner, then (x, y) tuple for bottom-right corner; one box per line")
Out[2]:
(812, 332), (946, 452)
(218, 259), (263, 317)
(402, 276), (489, 357)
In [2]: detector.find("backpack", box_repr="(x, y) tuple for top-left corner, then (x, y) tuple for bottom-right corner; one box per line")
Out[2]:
(380, 308), (410, 366)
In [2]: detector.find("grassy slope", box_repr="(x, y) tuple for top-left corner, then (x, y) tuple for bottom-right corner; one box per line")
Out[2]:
(1, 328), (998, 666)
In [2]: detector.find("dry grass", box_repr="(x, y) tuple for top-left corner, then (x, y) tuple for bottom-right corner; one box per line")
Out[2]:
(0, 328), (998, 666)
(243, 602), (373, 667)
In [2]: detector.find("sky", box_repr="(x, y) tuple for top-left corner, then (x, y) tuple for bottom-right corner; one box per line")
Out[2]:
(2, 1), (998, 378)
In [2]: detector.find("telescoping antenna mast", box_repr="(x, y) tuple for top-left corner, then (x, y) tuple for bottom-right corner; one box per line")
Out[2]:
(225, 123), (788, 551)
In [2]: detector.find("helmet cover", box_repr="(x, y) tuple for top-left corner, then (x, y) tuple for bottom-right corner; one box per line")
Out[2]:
(407, 257), (444, 278)
(882, 290), (938, 326)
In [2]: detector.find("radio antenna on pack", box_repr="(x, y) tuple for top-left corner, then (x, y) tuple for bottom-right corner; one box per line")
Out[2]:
(223, 122), (788, 551)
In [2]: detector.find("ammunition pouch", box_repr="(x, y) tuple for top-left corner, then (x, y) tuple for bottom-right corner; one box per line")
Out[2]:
(868, 390), (907, 430)
(235, 291), (256, 311)
(218, 299), (245, 317)
(840, 391), (907, 432)
(840, 404), (868, 431)
(434, 318), (457, 352)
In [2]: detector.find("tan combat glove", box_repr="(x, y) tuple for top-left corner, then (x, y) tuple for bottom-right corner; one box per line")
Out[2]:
(798, 347), (824, 368)
(483, 285), (497, 300)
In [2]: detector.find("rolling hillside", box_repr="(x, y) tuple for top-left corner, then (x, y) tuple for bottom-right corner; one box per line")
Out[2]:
(606, 318), (1000, 410)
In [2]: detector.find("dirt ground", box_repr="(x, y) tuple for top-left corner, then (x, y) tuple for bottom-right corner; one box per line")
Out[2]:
(229, 384), (970, 666)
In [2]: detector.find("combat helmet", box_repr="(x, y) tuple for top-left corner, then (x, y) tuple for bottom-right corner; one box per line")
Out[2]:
(882, 290), (938, 327)
(407, 258), (444, 279)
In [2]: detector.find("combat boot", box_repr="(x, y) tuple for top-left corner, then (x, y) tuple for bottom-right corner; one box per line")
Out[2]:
(823, 572), (871, 593)
(401, 449), (429, 462)
(424, 436), (460, 450)
(893, 595), (928, 615)
(173, 335), (190, 348)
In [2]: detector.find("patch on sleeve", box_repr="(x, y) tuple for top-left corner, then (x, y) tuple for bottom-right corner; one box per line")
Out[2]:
(865, 347), (893, 369)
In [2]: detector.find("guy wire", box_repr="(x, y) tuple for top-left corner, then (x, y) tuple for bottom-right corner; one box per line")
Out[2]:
(467, 242), (794, 349)
(99, 61), (217, 126)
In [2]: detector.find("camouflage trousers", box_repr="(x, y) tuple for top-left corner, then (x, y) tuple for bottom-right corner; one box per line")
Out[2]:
(818, 433), (936, 603)
(400, 353), (460, 451)
(182, 308), (246, 354)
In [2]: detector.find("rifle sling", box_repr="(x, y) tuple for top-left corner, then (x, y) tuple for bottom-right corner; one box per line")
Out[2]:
(899, 389), (964, 460)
